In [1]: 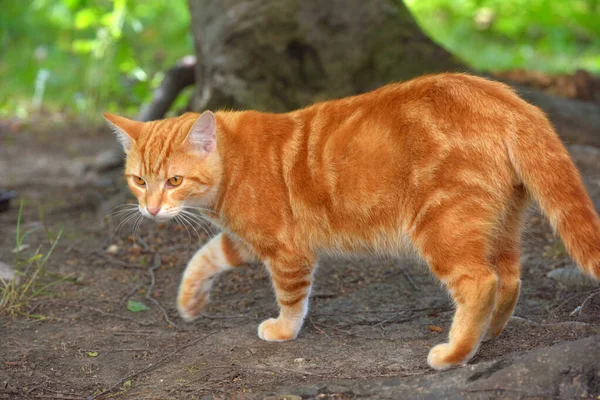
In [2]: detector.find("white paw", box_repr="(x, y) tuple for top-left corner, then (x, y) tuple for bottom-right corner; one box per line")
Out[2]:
(257, 318), (298, 342)
(427, 343), (473, 371)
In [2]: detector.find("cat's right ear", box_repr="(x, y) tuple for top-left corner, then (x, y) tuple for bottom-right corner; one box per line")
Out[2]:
(103, 113), (142, 153)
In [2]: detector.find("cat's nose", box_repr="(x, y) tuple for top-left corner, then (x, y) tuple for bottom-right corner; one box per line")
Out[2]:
(147, 206), (161, 216)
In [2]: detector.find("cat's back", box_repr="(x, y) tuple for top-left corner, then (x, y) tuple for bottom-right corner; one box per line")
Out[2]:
(362, 73), (530, 115)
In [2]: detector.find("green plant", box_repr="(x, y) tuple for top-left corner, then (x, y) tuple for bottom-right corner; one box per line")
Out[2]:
(0, 0), (192, 118)
(405, 0), (600, 73)
(0, 201), (68, 318)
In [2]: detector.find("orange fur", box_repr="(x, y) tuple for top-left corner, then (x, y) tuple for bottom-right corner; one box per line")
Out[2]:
(104, 73), (600, 370)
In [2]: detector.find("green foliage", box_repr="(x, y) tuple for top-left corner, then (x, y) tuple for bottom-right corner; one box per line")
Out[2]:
(0, 0), (192, 118)
(405, 0), (600, 73)
(1, 1), (598, 118)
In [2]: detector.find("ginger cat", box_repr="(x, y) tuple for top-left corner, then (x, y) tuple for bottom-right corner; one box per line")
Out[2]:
(104, 73), (600, 370)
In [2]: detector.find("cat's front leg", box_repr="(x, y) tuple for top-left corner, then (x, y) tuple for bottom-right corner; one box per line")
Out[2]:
(177, 233), (255, 321)
(258, 253), (316, 342)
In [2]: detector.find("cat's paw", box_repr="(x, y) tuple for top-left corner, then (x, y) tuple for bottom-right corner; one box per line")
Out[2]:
(257, 318), (298, 342)
(176, 282), (210, 322)
(427, 343), (473, 371)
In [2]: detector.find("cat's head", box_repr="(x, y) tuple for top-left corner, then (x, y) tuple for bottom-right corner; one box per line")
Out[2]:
(103, 111), (221, 221)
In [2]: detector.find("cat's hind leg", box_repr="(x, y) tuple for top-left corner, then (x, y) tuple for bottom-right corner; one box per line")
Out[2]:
(484, 186), (528, 341)
(414, 203), (500, 370)
(177, 233), (256, 321)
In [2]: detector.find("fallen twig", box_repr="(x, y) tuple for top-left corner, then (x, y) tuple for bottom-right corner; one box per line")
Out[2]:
(145, 253), (179, 329)
(395, 261), (420, 291)
(309, 317), (330, 338)
(548, 288), (600, 315)
(135, 235), (150, 251)
(119, 283), (143, 306)
(570, 289), (600, 316)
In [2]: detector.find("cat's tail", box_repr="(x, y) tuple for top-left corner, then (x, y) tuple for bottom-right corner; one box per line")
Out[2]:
(507, 110), (600, 279)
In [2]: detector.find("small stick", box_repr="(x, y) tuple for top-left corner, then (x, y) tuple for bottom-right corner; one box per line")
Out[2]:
(570, 289), (600, 316)
(395, 261), (420, 291)
(135, 235), (150, 251)
(119, 283), (142, 306)
(145, 253), (179, 329)
(548, 289), (600, 315)
(309, 317), (330, 339)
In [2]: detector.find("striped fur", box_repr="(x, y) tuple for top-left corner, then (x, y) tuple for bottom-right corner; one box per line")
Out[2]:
(105, 73), (600, 370)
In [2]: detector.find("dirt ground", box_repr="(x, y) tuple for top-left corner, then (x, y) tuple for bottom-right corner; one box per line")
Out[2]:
(1, 116), (599, 400)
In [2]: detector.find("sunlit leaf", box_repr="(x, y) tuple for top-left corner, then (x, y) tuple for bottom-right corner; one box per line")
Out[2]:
(74, 9), (99, 30)
(127, 300), (148, 313)
(71, 39), (97, 54)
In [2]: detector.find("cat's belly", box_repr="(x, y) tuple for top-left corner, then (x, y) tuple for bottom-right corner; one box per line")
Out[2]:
(311, 227), (415, 259)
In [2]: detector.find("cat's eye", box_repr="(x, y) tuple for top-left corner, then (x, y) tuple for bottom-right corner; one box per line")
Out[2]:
(133, 176), (145, 186)
(168, 176), (183, 187)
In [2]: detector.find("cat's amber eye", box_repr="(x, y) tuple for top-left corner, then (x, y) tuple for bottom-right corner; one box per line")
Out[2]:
(168, 176), (183, 187)
(133, 176), (145, 186)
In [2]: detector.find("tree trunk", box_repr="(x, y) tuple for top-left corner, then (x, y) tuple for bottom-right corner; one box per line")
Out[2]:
(188, 0), (600, 147)
(188, 0), (463, 112)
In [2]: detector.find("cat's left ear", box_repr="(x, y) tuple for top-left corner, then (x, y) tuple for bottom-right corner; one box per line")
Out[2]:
(185, 111), (216, 156)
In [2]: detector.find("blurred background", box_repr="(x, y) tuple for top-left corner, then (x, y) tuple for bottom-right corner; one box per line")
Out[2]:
(1, 0), (599, 120)
(2, 2), (600, 397)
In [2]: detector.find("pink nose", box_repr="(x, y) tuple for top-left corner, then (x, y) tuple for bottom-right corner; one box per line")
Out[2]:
(147, 206), (161, 216)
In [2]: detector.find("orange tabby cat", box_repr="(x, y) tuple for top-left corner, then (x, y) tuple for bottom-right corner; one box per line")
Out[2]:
(104, 73), (600, 370)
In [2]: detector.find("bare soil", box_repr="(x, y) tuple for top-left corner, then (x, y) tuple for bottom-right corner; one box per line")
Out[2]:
(1, 117), (599, 399)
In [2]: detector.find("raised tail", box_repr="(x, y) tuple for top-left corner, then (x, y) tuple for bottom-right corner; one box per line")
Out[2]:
(507, 111), (600, 279)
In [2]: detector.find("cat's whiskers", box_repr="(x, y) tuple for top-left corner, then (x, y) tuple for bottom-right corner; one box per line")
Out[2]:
(132, 213), (145, 238)
(107, 207), (139, 218)
(175, 215), (193, 242)
(105, 204), (139, 216)
(108, 209), (140, 244)
(178, 212), (205, 241)
(180, 209), (215, 237)
(181, 205), (221, 218)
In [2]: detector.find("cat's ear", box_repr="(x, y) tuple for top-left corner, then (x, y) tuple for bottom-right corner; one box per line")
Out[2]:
(185, 111), (216, 156)
(103, 113), (142, 153)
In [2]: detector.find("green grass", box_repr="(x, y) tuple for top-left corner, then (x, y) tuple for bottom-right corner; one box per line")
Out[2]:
(0, 201), (68, 318)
